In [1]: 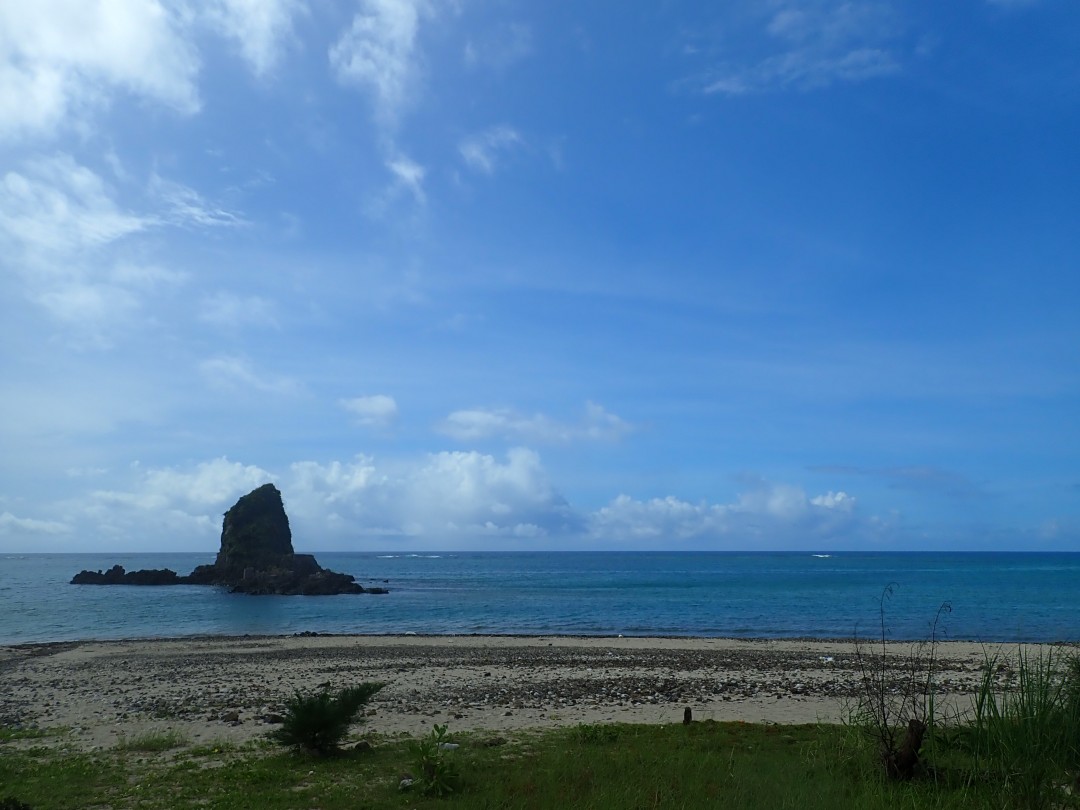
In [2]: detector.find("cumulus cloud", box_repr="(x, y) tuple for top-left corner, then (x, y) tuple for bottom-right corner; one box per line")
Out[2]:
(329, 0), (430, 127)
(589, 482), (858, 545)
(63, 449), (578, 549)
(0, 446), (884, 552)
(340, 395), (399, 429)
(400, 448), (577, 536)
(459, 126), (524, 175)
(0, 0), (200, 141)
(439, 402), (634, 443)
(94, 457), (273, 511)
(282, 448), (579, 539)
(692, 1), (902, 96)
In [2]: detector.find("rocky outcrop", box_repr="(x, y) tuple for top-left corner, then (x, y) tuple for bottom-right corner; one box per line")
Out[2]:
(71, 484), (384, 596)
(70, 565), (181, 586)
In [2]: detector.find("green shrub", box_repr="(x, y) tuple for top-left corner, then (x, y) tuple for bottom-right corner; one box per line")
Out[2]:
(406, 723), (462, 797)
(270, 682), (385, 755)
(0, 798), (33, 810)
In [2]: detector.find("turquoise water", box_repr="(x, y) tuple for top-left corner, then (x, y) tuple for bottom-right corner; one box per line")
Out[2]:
(1, 552), (1077, 644)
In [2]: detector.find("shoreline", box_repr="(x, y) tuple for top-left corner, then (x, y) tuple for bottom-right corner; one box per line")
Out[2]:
(2, 634), (1054, 751)
(7, 629), (1073, 647)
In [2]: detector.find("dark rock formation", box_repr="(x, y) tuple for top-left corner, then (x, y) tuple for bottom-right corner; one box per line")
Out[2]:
(71, 484), (384, 596)
(70, 565), (181, 586)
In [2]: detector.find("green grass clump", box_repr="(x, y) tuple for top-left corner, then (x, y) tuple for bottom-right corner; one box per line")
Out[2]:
(114, 730), (189, 753)
(948, 647), (1080, 809)
(270, 682), (385, 755)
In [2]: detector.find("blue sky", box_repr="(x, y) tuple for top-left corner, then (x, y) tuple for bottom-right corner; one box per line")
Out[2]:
(1, 0), (1077, 553)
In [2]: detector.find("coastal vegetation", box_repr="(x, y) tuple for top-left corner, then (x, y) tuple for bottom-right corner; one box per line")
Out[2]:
(4, 689), (1080, 810)
(270, 682), (386, 755)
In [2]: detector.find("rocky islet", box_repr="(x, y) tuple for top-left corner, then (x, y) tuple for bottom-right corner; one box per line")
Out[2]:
(70, 484), (385, 596)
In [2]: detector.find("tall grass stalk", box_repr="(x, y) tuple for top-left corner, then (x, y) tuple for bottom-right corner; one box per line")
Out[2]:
(964, 646), (1080, 809)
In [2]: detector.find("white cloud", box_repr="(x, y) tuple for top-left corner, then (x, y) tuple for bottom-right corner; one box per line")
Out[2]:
(694, 1), (902, 96)
(57, 449), (576, 549)
(2, 449), (882, 552)
(340, 395), (399, 429)
(204, 0), (305, 76)
(199, 291), (279, 329)
(0, 0), (200, 141)
(0, 154), (151, 256)
(439, 401), (634, 443)
(0, 155), (161, 342)
(386, 154), (426, 204)
(811, 490), (856, 510)
(329, 0), (428, 127)
(459, 126), (524, 175)
(400, 448), (574, 536)
(0, 155), (218, 344)
(94, 457), (273, 511)
(149, 175), (245, 228)
(0, 511), (71, 535)
(199, 355), (300, 395)
(590, 482), (859, 545)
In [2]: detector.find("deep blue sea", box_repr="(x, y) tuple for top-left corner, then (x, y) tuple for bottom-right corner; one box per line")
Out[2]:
(1, 552), (1077, 645)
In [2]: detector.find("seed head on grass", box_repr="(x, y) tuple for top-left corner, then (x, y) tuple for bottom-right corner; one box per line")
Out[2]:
(270, 682), (385, 756)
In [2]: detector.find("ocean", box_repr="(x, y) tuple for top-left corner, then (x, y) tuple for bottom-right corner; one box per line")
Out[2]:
(1, 552), (1077, 645)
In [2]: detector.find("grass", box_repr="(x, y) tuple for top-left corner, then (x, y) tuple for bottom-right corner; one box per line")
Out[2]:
(4, 646), (1079, 809)
(113, 730), (189, 753)
(0, 721), (1019, 810)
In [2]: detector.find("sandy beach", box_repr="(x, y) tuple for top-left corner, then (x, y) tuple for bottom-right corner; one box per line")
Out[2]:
(0, 635), (1028, 750)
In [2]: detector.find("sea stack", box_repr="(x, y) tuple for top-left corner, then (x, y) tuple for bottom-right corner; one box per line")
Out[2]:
(71, 484), (386, 596)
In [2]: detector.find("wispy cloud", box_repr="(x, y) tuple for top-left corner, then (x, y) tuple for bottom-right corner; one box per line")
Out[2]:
(150, 175), (245, 228)
(329, 0), (430, 129)
(199, 291), (279, 330)
(464, 22), (533, 70)
(459, 126), (524, 175)
(808, 464), (983, 499)
(0, 511), (71, 535)
(0, 155), (175, 344)
(439, 402), (635, 444)
(203, 0), (306, 77)
(386, 154), (427, 204)
(340, 394), (399, 430)
(199, 355), (300, 395)
(0, 154), (151, 255)
(0, 154), (243, 345)
(689, 1), (904, 96)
